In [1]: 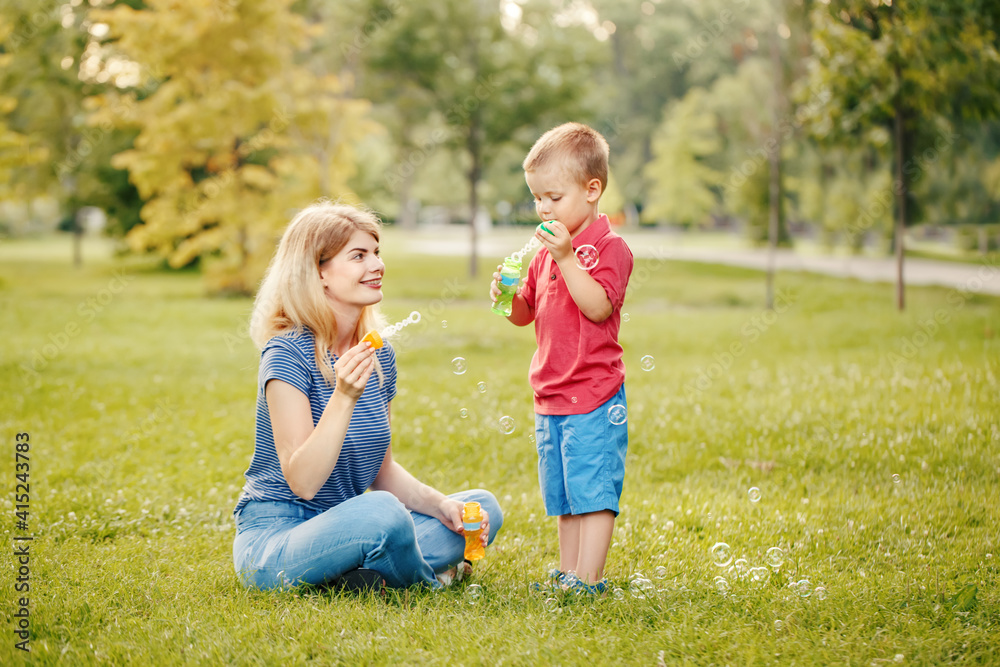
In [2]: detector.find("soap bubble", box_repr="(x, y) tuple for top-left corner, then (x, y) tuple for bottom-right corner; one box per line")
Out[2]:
(406, 311), (421, 324)
(654, 566), (668, 580)
(451, 357), (467, 375)
(766, 546), (784, 569)
(528, 434), (536, 444)
(477, 381), (487, 393)
(574, 245), (600, 270)
(459, 408), (469, 419)
(543, 597), (559, 612)
(795, 579), (812, 597)
(640, 355), (655, 372)
(774, 620), (784, 632)
(465, 584), (482, 603)
(748, 487), (762, 503)
(814, 586), (828, 600)
(622, 313), (630, 323)
(612, 587), (625, 600)
(499, 416), (515, 435)
(713, 576), (730, 593)
(710, 542), (733, 568)
(629, 578), (653, 599)
(892, 473), (901, 484)
(734, 558), (749, 579)
(750, 567), (771, 585)
(441, 320), (448, 328)
(608, 404), (628, 425)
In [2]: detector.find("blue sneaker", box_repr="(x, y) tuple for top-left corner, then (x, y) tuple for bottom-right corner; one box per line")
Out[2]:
(530, 568), (567, 592)
(569, 577), (609, 596)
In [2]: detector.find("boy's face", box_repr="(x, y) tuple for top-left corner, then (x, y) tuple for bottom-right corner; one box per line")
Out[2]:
(525, 163), (602, 237)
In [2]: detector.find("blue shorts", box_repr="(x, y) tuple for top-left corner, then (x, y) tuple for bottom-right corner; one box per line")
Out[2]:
(535, 384), (628, 516)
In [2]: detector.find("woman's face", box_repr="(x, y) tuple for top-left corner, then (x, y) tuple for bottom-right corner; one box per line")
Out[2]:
(319, 229), (384, 312)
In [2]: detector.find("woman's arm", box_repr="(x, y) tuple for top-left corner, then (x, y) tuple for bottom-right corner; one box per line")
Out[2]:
(370, 405), (490, 537)
(267, 341), (375, 501)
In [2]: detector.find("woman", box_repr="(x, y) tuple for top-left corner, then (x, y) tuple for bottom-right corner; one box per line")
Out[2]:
(232, 202), (502, 590)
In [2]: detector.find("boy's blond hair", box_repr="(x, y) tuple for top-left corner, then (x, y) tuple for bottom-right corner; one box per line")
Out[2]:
(522, 122), (610, 194)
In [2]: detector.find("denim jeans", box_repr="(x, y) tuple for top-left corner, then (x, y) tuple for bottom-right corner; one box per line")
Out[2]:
(233, 489), (503, 590)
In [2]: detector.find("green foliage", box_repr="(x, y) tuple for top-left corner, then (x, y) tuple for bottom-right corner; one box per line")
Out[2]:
(1, 235), (998, 664)
(643, 89), (723, 226)
(91, 0), (377, 293)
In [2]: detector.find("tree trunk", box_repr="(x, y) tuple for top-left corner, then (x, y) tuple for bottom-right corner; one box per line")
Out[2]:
(892, 64), (907, 312)
(766, 22), (784, 310)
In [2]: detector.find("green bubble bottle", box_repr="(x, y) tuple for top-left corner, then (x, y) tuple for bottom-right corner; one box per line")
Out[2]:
(463, 501), (485, 561)
(491, 257), (522, 317)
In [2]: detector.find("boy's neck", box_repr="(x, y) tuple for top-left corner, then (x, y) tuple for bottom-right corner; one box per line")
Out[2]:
(569, 208), (602, 241)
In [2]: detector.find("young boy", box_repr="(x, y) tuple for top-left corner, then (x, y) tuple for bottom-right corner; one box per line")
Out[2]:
(490, 122), (633, 594)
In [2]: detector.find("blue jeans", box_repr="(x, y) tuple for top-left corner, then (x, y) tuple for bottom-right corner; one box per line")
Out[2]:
(233, 489), (503, 590)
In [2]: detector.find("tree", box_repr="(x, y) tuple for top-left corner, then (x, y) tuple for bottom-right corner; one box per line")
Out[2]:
(92, 0), (376, 293)
(643, 88), (723, 227)
(365, 0), (601, 276)
(801, 0), (1000, 310)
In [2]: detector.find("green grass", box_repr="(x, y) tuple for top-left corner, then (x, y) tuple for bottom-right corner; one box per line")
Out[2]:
(1, 232), (998, 665)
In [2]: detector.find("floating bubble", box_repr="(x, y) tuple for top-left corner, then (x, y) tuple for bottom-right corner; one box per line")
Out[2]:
(748, 487), (762, 503)
(574, 244), (600, 270)
(710, 542), (733, 568)
(380, 310), (423, 339)
(608, 404), (628, 425)
(814, 586), (827, 600)
(543, 597), (559, 612)
(640, 355), (655, 372)
(477, 381), (487, 393)
(734, 558), (750, 579)
(459, 408), (469, 419)
(750, 567), (771, 585)
(714, 576), (730, 593)
(406, 311), (421, 324)
(629, 578), (653, 599)
(774, 619), (784, 632)
(612, 587), (625, 600)
(892, 473), (901, 484)
(441, 320), (448, 328)
(622, 313), (630, 323)
(766, 546), (784, 569)
(795, 579), (812, 597)
(452, 357), (467, 375)
(499, 416), (515, 435)
(465, 584), (482, 603)
(528, 434), (536, 444)
(654, 566), (668, 580)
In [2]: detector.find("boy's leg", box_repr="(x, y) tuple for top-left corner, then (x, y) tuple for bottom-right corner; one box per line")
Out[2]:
(574, 510), (616, 584)
(557, 514), (582, 573)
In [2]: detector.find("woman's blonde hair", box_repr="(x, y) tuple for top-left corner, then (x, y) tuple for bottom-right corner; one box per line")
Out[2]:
(250, 202), (387, 387)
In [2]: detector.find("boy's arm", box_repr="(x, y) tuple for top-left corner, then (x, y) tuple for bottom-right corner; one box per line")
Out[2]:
(490, 263), (535, 326)
(553, 256), (613, 323)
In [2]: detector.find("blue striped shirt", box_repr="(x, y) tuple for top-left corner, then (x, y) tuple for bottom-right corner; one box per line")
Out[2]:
(233, 327), (397, 516)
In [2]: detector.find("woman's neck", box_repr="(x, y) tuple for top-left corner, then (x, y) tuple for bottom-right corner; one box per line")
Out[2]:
(331, 306), (361, 357)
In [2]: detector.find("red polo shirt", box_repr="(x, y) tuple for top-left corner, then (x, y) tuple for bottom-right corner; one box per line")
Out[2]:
(520, 214), (634, 415)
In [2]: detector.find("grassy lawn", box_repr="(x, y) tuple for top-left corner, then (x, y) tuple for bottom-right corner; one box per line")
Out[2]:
(1, 231), (997, 665)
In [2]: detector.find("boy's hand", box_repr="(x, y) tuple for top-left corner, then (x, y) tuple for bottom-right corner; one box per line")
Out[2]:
(489, 264), (503, 304)
(535, 220), (573, 263)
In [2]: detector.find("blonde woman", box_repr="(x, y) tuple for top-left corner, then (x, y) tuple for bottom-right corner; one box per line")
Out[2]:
(233, 202), (501, 591)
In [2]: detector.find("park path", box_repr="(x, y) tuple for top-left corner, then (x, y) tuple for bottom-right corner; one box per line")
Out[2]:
(400, 227), (1000, 296)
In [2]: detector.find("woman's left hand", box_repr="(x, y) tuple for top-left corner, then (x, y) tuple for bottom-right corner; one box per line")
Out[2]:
(441, 498), (490, 548)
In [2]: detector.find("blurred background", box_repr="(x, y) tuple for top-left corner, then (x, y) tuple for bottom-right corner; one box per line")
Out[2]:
(2, 0), (999, 294)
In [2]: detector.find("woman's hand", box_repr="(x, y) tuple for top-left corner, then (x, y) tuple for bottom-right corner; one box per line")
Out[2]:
(441, 498), (490, 548)
(333, 341), (375, 399)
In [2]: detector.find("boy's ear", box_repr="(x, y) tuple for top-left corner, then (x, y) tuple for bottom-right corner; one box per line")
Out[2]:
(586, 178), (603, 202)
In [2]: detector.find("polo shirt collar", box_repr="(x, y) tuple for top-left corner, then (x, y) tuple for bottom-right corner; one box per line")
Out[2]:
(573, 214), (611, 248)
